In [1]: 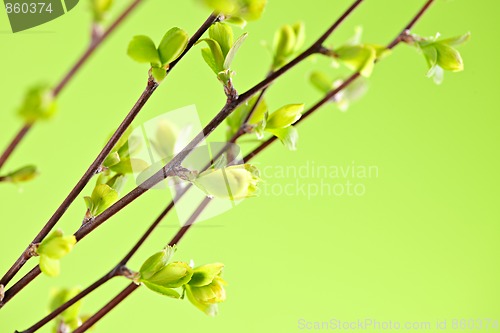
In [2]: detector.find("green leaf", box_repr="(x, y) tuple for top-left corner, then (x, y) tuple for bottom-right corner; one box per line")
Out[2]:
(1, 165), (39, 183)
(106, 174), (127, 193)
(127, 35), (161, 67)
(158, 27), (189, 66)
(421, 45), (438, 69)
(103, 152), (120, 168)
(37, 230), (76, 260)
(335, 45), (377, 77)
(110, 158), (149, 175)
(143, 262), (193, 288)
(89, 184), (119, 216)
(309, 71), (333, 93)
(266, 126), (299, 151)
(201, 48), (218, 74)
(139, 246), (176, 281)
(434, 43), (464, 72)
(225, 16), (247, 28)
(117, 135), (142, 159)
(185, 285), (219, 316)
(266, 104), (303, 129)
(292, 22), (306, 52)
(273, 24), (296, 68)
(151, 67), (167, 83)
(39, 255), (60, 277)
(143, 281), (181, 298)
(189, 263), (224, 287)
(223, 33), (248, 70)
(18, 84), (57, 123)
(440, 32), (471, 46)
(198, 38), (225, 74)
(209, 22), (234, 57)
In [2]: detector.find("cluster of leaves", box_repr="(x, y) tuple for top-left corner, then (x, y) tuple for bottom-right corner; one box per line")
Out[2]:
(198, 22), (248, 87)
(49, 287), (94, 332)
(127, 28), (190, 82)
(411, 32), (470, 84)
(36, 230), (76, 277)
(137, 246), (227, 316)
(83, 129), (148, 221)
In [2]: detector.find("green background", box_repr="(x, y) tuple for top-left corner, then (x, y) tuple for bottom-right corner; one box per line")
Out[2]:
(1, 0), (499, 332)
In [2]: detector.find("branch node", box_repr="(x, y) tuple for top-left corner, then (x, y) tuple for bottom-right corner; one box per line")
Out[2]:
(26, 243), (39, 258)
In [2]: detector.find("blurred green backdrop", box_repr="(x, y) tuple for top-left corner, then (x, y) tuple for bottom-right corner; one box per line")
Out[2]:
(1, 0), (499, 332)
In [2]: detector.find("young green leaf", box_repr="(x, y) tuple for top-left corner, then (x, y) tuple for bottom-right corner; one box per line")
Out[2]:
(223, 33), (248, 69)
(198, 38), (225, 74)
(84, 184), (119, 217)
(139, 246), (176, 281)
(273, 24), (296, 68)
(209, 23), (234, 57)
(266, 126), (299, 151)
(189, 263), (224, 287)
(18, 84), (57, 123)
(151, 67), (167, 83)
(309, 71), (333, 94)
(158, 27), (190, 66)
(142, 261), (193, 288)
(265, 104), (304, 129)
(292, 22), (306, 52)
(109, 158), (148, 174)
(142, 281), (182, 299)
(127, 35), (161, 67)
(185, 275), (227, 316)
(0, 165), (39, 183)
(334, 45), (377, 77)
(37, 230), (76, 277)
